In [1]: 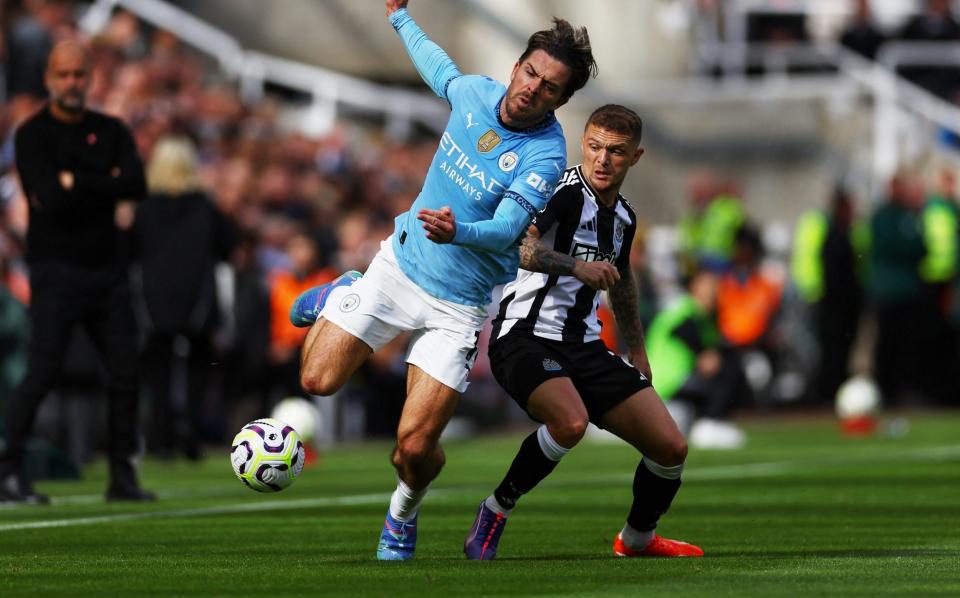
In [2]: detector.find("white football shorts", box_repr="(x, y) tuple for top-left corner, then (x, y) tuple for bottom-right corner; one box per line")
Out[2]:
(320, 238), (487, 393)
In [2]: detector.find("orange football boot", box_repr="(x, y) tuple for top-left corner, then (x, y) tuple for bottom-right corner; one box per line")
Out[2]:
(613, 533), (704, 557)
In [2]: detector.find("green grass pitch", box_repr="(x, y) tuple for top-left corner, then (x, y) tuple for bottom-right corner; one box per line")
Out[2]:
(2, 413), (959, 597)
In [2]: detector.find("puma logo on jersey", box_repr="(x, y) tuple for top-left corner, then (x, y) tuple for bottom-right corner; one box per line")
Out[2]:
(465, 112), (479, 129)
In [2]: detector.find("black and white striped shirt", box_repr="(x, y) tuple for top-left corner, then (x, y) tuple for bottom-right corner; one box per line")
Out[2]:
(492, 165), (637, 343)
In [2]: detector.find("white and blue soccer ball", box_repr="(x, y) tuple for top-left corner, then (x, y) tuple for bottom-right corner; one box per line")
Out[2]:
(230, 418), (305, 492)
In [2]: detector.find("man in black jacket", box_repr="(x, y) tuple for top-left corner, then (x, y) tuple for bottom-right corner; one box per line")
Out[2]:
(0, 40), (154, 503)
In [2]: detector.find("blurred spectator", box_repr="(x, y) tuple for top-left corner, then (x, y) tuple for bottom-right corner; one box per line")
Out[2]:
(917, 164), (959, 405)
(265, 230), (337, 408)
(629, 224), (659, 329)
(895, 0), (960, 100)
(717, 225), (783, 350)
(677, 171), (745, 276)
(792, 186), (867, 404)
(131, 135), (236, 459)
(4, 0), (75, 99)
(716, 225), (783, 401)
(899, 0), (960, 41)
(218, 231), (271, 421)
(868, 168), (930, 406)
(646, 269), (748, 449)
(0, 254), (29, 406)
(840, 0), (887, 60)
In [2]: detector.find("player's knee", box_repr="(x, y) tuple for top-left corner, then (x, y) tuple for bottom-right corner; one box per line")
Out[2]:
(393, 435), (440, 469)
(658, 436), (688, 467)
(549, 416), (589, 448)
(299, 368), (344, 397)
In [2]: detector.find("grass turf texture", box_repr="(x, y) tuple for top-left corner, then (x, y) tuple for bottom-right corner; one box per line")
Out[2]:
(2, 413), (959, 597)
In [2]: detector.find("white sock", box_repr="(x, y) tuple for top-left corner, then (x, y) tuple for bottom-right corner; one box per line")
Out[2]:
(484, 494), (511, 517)
(620, 522), (655, 550)
(388, 478), (429, 522)
(643, 457), (684, 480)
(536, 425), (571, 462)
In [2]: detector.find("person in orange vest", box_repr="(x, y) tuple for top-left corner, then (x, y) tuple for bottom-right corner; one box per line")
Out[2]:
(717, 226), (783, 346)
(715, 225), (783, 399)
(267, 231), (337, 405)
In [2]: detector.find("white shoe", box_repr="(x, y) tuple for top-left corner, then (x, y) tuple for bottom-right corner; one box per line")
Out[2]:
(689, 418), (746, 450)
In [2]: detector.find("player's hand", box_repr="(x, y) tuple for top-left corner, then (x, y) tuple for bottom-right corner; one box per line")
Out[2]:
(386, 0), (408, 16)
(628, 348), (653, 382)
(58, 170), (74, 190)
(418, 206), (456, 244)
(571, 260), (620, 290)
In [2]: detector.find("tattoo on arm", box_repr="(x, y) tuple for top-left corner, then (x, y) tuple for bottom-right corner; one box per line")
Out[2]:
(519, 235), (576, 275)
(608, 269), (645, 351)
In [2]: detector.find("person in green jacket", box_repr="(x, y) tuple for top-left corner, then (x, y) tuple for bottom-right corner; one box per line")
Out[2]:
(677, 172), (745, 277)
(791, 186), (867, 404)
(867, 169), (943, 407)
(647, 269), (749, 449)
(916, 166), (959, 404)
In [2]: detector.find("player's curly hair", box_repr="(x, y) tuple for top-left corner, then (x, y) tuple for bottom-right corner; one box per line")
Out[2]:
(586, 104), (643, 143)
(520, 17), (597, 99)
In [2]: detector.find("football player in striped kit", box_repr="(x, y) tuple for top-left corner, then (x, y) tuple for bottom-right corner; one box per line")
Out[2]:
(463, 105), (703, 560)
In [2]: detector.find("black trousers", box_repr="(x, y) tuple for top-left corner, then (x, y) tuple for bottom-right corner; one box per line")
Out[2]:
(674, 349), (750, 419)
(0, 262), (140, 470)
(142, 332), (210, 455)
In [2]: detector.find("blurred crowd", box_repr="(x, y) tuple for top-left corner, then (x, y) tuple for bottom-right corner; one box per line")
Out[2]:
(698, 0), (960, 104)
(0, 1), (438, 459)
(1, 1), (959, 463)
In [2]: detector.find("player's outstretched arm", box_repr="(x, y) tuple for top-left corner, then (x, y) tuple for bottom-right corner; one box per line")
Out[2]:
(417, 194), (534, 252)
(608, 269), (653, 381)
(387, 1), (461, 100)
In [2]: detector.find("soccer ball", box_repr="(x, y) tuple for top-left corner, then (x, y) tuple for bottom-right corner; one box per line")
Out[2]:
(835, 376), (880, 419)
(230, 418), (305, 492)
(835, 376), (880, 436)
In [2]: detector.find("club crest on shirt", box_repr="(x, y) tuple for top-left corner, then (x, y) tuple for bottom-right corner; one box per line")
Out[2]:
(615, 221), (624, 243)
(498, 151), (518, 172)
(339, 293), (360, 313)
(542, 358), (562, 372)
(477, 129), (501, 153)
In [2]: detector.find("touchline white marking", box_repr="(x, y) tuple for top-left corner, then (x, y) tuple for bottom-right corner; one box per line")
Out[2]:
(2, 445), (957, 532)
(0, 492), (392, 532)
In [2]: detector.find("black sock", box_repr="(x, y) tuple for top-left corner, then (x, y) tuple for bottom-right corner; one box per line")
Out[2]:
(626, 457), (682, 532)
(493, 430), (559, 511)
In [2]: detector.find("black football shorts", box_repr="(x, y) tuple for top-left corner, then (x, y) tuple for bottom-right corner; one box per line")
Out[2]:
(488, 333), (651, 426)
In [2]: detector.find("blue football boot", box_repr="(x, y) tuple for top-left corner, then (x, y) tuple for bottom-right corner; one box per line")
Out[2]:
(288, 270), (362, 328)
(377, 510), (418, 561)
(463, 500), (508, 560)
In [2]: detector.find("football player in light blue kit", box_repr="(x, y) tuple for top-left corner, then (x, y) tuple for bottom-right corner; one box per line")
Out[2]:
(290, 0), (596, 560)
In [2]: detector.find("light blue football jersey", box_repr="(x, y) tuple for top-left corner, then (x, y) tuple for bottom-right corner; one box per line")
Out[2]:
(389, 9), (566, 307)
